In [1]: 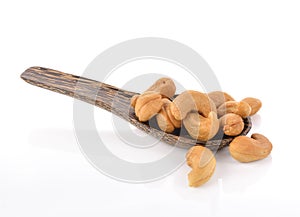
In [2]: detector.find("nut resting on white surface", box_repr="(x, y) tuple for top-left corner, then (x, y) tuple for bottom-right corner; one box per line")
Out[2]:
(229, 133), (273, 162)
(186, 146), (216, 187)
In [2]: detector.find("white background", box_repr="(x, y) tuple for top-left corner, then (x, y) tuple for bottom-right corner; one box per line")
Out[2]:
(1, 0), (300, 216)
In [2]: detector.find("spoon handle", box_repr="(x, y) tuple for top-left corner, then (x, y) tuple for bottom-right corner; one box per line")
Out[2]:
(21, 67), (137, 115)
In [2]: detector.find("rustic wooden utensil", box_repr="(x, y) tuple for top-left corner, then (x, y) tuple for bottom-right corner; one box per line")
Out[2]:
(21, 67), (251, 151)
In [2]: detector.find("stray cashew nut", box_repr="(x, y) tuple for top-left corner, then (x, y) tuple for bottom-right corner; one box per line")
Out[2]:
(170, 90), (217, 120)
(218, 101), (251, 118)
(241, 97), (262, 116)
(219, 113), (244, 136)
(186, 146), (216, 187)
(229, 133), (273, 162)
(208, 91), (235, 108)
(183, 111), (219, 141)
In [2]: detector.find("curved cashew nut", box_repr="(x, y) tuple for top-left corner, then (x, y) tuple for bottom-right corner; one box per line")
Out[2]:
(156, 98), (181, 133)
(134, 91), (163, 122)
(165, 103), (181, 128)
(131, 78), (176, 122)
(170, 90), (217, 121)
(208, 91), (235, 108)
(217, 101), (251, 118)
(130, 94), (139, 107)
(145, 77), (176, 98)
(186, 146), (216, 187)
(219, 113), (244, 136)
(183, 111), (219, 141)
(241, 97), (262, 116)
(229, 133), (273, 162)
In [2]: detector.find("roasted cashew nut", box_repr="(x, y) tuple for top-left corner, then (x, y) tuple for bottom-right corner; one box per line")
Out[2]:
(145, 77), (176, 98)
(156, 98), (181, 133)
(165, 103), (181, 128)
(217, 101), (251, 118)
(229, 133), (273, 162)
(183, 111), (219, 141)
(241, 97), (262, 116)
(219, 113), (244, 136)
(130, 94), (139, 107)
(208, 91), (235, 108)
(186, 146), (216, 187)
(170, 90), (217, 121)
(131, 78), (176, 122)
(134, 91), (163, 122)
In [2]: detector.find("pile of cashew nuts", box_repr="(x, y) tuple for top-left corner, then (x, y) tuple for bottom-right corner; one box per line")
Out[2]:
(131, 78), (273, 187)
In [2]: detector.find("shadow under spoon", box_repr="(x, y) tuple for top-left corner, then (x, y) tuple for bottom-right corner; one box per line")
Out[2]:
(21, 66), (251, 151)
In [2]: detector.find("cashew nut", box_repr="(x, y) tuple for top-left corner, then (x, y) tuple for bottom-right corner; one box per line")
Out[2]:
(208, 91), (235, 108)
(134, 91), (163, 122)
(186, 146), (216, 187)
(131, 78), (176, 122)
(229, 133), (273, 162)
(183, 111), (219, 141)
(217, 101), (251, 118)
(130, 94), (139, 107)
(145, 77), (176, 98)
(219, 113), (244, 136)
(165, 102), (181, 128)
(241, 97), (262, 116)
(170, 90), (217, 121)
(156, 98), (181, 133)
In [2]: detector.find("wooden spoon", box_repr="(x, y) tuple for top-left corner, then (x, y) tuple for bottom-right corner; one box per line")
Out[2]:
(20, 67), (251, 151)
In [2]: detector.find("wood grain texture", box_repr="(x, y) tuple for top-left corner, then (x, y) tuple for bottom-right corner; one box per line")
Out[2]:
(21, 66), (252, 150)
